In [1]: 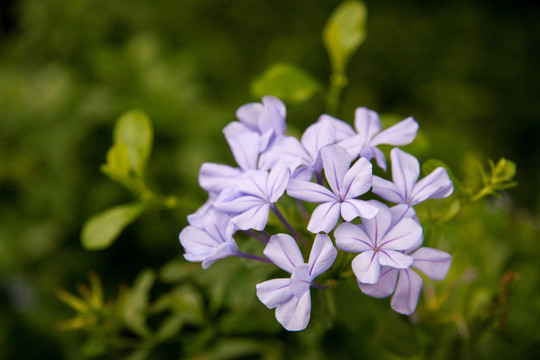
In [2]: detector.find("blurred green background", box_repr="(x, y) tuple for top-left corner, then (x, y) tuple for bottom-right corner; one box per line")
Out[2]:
(0, 0), (538, 359)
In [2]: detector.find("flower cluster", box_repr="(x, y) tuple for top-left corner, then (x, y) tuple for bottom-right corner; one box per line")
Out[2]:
(179, 96), (453, 331)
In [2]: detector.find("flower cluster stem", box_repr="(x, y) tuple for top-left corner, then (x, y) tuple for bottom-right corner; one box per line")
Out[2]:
(271, 205), (308, 246)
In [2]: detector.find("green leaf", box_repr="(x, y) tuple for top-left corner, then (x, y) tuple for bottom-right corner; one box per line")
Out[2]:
(113, 110), (153, 177)
(81, 202), (149, 250)
(100, 143), (132, 188)
(122, 269), (156, 337)
(251, 63), (322, 103)
(323, 1), (367, 74)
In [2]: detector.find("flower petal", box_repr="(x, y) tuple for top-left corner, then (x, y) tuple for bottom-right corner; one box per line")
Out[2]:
(342, 157), (373, 199)
(202, 241), (238, 269)
(411, 167), (453, 205)
(354, 107), (382, 142)
(390, 148), (420, 203)
(358, 267), (399, 298)
(290, 264), (312, 298)
(334, 222), (374, 253)
(317, 114), (355, 142)
(380, 218), (423, 251)
(236, 101), (262, 130)
(227, 132), (260, 170)
(341, 199), (379, 222)
(352, 251), (381, 284)
(360, 201), (392, 245)
(391, 269), (423, 315)
(411, 247), (452, 281)
(231, 203), (270, 231)
(267, 163), (291, 203)
(263, 234), (305, 273)
(378, 249), (414, 269)
(370, 117), (418, 147)
(308, 234), (338, 279)
(198, 163), (242, 194)
(321, 145), (352, 197)
(301, 119), (336, 161)
(180, 226), (220, 261)
(307, 202), (341, 233)
(275, 291), (311, 331)
(214, 195), (263, 214)
(372, 176), (405, 203)
(287, 178), (337, 203)
(258, 95), (286, 137)
(256, 278), (294, 309)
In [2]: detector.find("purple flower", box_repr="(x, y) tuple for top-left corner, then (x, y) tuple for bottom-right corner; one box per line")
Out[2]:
(334, 201), (422, 284)
(287, 144), (378, 233)
(372, 148), (453, 206)
(224, 96), (286, 152)
(358, 246), (452, 315)
(179, 208), (238, 269)
(338, 107), (418, 170)
(259, 117), (339, 180)
(214, 164), (290, 231)
(256, 233), (337, 331)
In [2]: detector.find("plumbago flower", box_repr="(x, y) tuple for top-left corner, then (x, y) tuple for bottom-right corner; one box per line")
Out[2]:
(334, 201), (423, 284)
(372, 147), (453, 207)
(256, 233), (337, 331)
(287, 144), (378, 233)
(337, 107), (419, 170)
(179, 96), (456, 330)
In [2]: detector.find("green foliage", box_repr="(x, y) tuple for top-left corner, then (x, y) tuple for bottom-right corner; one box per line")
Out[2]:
(251, 63), (322, 104)
(81, 202), (150, 250)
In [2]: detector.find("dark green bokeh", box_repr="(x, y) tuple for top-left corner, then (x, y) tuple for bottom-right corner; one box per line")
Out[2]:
(0, 0), (538, 358)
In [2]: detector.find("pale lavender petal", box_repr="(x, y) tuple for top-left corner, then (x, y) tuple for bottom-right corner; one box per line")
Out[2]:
(389, 204), (416, 226)
(256, 278), (294, 309)
(391, 269), (423, 315)
(234, 171), (267, 198)
(275, 291), (311, 331)
(198, 162), (242, 194)
(187, 197), (214, 228)
(267, 163), (291, 203)
(231, 203), (270, 231)
(202, 241), (239, 269)
(214, 195), (263, 213)
(307, 202), (341, 233)
(341, 199), (379, 221)
(263, 234), (305, 273)
(360, 201), (392, 245)
(290, 264), (311, 298)
(372, 147), (387, 171)
(338, 134), (363, 158)
(321, 145), (352, 196)
(390, 148), (420, 202)
(292, 166), (315, 181)
(316, 114), (355, 142)
(411, 247), (452, 281)
(202, 208), (232, 241)
(287, 178), (337, 203)
(372, 176), (405, 203)
(307, 234), (338, 279)
(259, 136), (309, 171)
(342, 157), (373, 199)
(358, 267), (399, 298)
(351, 251), (381, 284)
(411, 167), (453, 205)
(227, 132), (260, 171)
(334, 222), (374, 252)
(301, 120), (336, 161)
(370, 117), (419, 146)
(223, 121), (252, 140)
(258, 96), (286, 136)
(179, 226), (220, 262)
(354, 107), (382, 142)
(236, 102), (262, 130)
(378, 249), (414, 269)
(380, 218), (422, 250)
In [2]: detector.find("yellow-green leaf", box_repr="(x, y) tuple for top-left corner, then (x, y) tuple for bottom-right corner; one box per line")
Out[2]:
(323, 1), (367, 74)
(251, 63), (322, 103)
(81, 202), (149, 250)
(113, 110), (153, 177)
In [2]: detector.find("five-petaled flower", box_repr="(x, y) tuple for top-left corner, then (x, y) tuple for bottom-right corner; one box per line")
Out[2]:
(334, 201), (423, 284)
(256, 233), (337, 331)
(287, 144), (379, 233)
